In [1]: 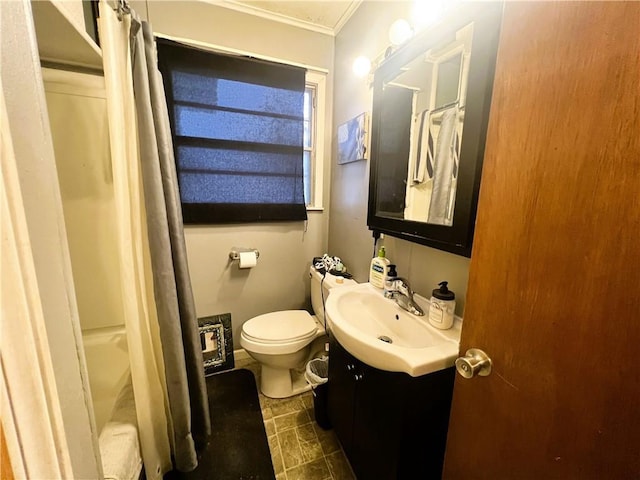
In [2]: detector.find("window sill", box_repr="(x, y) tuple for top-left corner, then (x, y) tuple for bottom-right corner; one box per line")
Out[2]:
(306, 206), (324, 212)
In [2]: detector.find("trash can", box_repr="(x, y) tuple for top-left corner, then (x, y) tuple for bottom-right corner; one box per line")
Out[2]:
(305, 356), (331, 430)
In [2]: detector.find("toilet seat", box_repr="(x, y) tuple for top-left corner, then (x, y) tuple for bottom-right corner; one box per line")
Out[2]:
(241, 310), (318, 355)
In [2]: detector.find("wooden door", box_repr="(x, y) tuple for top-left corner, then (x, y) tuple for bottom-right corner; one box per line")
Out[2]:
(443, 3), (640, 479)
(1, 425), (15, 480)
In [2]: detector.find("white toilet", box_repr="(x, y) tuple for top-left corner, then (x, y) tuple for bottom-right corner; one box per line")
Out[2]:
(240, 266), (356, 398)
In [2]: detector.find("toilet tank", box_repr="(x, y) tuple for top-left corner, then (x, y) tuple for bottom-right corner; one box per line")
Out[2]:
(310, 266), (356, 320)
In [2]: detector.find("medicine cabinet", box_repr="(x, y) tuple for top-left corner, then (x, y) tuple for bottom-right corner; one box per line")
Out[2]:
(367, 3), (503, 257)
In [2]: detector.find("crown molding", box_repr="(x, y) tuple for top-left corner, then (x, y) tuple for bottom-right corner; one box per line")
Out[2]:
(201, 0), (361, 36)
(333, 0), (362, 35)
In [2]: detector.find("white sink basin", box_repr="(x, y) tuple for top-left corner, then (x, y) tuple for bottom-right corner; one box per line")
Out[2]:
(325, 282), (461, 377)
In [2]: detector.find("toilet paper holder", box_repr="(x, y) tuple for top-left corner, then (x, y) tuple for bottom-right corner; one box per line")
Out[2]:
(229, 247), (260, 261)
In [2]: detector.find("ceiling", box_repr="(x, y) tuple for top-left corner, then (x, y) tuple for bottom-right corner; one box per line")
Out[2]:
(213, 0), (362, 35)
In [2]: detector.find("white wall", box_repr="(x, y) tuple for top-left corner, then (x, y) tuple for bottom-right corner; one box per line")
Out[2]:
(329, 1), (470, 315)
(136, 1), (335, 346)
(44, 69), (130, 432)
(44, 70), (124, 333)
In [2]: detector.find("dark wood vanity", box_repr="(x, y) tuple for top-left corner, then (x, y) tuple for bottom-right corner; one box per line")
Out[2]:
(327, 332), (455, 479)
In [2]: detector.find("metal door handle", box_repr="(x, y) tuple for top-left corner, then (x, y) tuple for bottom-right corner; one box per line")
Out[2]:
(455, 348), (492, 379)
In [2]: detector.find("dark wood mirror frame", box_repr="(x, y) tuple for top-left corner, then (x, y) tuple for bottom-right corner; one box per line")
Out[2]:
(367, 3), (503, 257)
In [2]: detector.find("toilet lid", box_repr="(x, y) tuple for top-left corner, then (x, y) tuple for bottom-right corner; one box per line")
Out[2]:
(242, 310), (317, 343)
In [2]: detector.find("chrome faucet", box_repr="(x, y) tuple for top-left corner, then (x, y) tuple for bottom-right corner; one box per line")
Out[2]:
(391, 277), (424, 316)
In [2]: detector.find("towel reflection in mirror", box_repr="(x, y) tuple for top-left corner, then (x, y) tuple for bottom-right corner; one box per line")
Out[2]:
(407, 105), (461, 225)
(402, 23), (473, 225)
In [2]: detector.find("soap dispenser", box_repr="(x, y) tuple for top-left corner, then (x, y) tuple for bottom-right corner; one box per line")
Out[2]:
(384, 264), (398, 298)
(428, 281), (455, 330)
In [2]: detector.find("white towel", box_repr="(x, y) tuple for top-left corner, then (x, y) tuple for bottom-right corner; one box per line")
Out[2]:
(428, 106), (459, 226)
(99, 377), (143, 480)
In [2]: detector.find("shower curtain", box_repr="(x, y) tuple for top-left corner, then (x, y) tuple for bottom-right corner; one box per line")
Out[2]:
(129, 10), (210, 472)
(98, 1), (210, 475)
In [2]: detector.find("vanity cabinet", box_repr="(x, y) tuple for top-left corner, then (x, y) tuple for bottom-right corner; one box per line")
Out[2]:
(327, 333), (455, 479)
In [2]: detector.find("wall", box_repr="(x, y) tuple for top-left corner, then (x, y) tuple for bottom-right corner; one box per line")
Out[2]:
(329, 1), (470, 315)
(135, 1), (335, 346)
(44, 70), (124, 333)
(44, 69), (130, 432)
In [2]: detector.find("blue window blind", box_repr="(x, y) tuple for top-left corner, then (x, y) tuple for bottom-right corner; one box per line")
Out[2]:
(157, 40), (307, 223)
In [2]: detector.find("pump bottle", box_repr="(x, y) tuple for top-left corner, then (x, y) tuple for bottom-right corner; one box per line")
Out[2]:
(383, 265), (398, 298)
(369, 247), (390, 288)
(428, 281), (455, 330)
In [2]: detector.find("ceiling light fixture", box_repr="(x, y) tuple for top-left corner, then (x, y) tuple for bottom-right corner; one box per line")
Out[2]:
(388, 19), (413, 46)
(412, 0), (449, 31)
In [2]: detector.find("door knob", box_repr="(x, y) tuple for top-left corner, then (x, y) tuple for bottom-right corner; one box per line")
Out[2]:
(455, 348), (492, 379)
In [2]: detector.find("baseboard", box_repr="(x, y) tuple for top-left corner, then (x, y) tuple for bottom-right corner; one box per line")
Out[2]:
(234, 348), (251, 362)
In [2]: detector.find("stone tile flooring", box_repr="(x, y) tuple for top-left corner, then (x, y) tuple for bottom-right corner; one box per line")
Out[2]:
(235, 357), (355, 480)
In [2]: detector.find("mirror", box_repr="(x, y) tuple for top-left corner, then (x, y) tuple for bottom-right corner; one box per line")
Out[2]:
(368, 3), (503, 257)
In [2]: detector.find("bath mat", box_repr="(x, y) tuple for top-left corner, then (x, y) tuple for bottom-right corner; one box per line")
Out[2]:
(165, 368), (275, 480)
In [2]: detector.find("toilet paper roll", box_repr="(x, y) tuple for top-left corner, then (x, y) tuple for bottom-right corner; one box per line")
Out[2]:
(238, 251), (257, 269)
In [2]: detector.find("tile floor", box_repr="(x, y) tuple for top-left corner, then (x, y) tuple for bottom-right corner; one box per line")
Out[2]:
(235, 357), (355, 480)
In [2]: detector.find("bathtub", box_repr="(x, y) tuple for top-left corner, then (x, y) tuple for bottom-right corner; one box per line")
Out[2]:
(83, 326), (131, 430)
(82, 326), (142, 480)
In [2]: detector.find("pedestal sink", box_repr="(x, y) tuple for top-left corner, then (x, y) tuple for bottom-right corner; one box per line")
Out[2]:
(325, 282), (461, 377)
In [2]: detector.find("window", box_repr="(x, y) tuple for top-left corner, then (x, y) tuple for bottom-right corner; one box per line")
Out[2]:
(157, 39), (308, 224)
(303, 85), (315, 206)
(304, 71), (326, 210)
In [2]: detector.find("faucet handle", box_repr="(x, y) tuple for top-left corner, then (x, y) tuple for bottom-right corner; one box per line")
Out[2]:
(394, 277), (412, 295)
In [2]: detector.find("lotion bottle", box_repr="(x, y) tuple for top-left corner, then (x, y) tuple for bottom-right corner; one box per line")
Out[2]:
(369, 247), (390, 288)
(428, 281), (455, 330)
